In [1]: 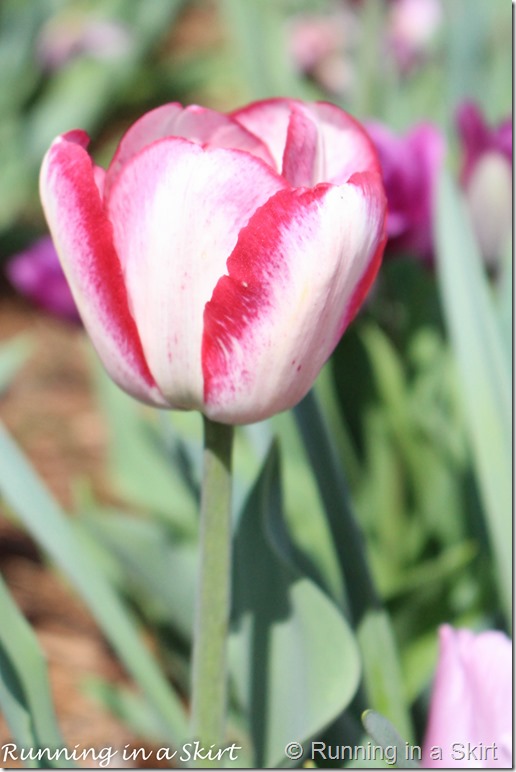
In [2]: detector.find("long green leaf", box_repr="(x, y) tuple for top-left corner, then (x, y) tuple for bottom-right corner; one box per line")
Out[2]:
(94, 362), (197, 533)
(0, 573), (68, 768)
(495, 239), (512, 360)
(0, 422), (188, 745)
(435, 171), (512, 623)
(362, 710), (419, 769)
(0, 334), (32, 396)
(78, 508), (197, 644)
(230, 443), (361, 767)
(222, 0), (304, 101)
(294, 391), (412, 741)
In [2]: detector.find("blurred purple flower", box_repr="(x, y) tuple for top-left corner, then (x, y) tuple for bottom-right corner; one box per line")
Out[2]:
(456, 102), (512, 267)
(422, 625), (512, 768)
(366, 120), (445, 263)
(457, 102), (512, 185)
(6, 236), (80, 322)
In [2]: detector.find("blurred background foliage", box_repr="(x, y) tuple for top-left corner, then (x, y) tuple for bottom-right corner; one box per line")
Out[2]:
(0, 0), (511, 768)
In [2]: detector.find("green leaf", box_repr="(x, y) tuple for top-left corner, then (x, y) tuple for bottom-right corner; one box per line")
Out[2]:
(495, 239), (512, 360)
(382, 541), (477, 601)
(25, 0), (187, 164)
(94, 362), (197, 533)
(78, 507), (197, 643)
(83, 677), (166, 745)
(0, 421), (188, 746)
(271, 409), (346, 608)
(0, 334), (32, 395)
(361, 710), (419, 769)
(222, 0), (305, 101)
(229, 443), (361, 768)
(294, 390), (412, 741)
(443, 0), (503, 111)
(0, 573), (68, 768)
(435, 170), (511, 622)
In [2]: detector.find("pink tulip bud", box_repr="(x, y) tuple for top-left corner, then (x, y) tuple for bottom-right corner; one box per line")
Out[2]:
(40, 100), (386, 424)
(287, 9), (359, 96)
(36, 14), (131, 72)
(387, 0), (443, 74)
(422, 625), (512, 768)
(365, 120), (445, 263)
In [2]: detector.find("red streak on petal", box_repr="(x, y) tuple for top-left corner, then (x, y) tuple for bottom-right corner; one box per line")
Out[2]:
(202, 186), (328, 403)
(343, 233), (385, 329)
(48, 133), (158, 392)
(340, 171), (387, 332)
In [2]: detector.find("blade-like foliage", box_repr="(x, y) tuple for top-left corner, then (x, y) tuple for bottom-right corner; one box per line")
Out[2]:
(0, 334), (32, 396)
(362, 710), (419, 769)
(435, 171), (512, 623)
(294, 391), (412, 741)
(230, 443), (361, 767)
(0, 573), (68, 768)
(0, 422), (188, 746)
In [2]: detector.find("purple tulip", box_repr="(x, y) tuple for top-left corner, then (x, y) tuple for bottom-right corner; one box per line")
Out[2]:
(456, 102), (512, 186)
(6, 235), (80, 322)
(456, 102), (512, 268)
(422, 625), (512, 768)
(366, 120), (445, 263)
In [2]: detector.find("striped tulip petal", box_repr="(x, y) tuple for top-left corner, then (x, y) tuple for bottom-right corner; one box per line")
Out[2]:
(107, 137), (285, 411)
(106, 102), (275, 198)
(203, 173), (386, 424)
(232, 98), (381, 184)
(40, 131), (166, 406)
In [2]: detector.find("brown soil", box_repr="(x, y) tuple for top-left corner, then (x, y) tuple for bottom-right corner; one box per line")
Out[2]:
(0, 295), (170, 768)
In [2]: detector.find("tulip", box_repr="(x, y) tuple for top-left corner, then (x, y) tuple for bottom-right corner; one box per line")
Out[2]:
(365, 120), (444, 263)
(40, 99), (386, 425)
(36, 13), (131, 72)
(386, 0), (443, 75)
(6, 235), (80, 322)
(456, 102), (512, 187)
(456, 102), (512, 268)
(422, 625), (512, 768)
(287, 9), (359, 97)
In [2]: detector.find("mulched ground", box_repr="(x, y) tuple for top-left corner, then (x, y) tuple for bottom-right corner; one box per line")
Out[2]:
(0, 292), (171, 768)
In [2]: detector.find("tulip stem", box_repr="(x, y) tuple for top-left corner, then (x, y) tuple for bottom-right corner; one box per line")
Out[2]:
(190, 415), (234, 765)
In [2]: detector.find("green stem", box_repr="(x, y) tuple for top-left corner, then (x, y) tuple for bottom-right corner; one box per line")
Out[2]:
(190, 416), (234, 764)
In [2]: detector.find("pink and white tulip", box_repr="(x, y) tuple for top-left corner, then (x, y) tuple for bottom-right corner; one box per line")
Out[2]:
(422, 625), (512, 768)
(40, 99), (386, 424)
